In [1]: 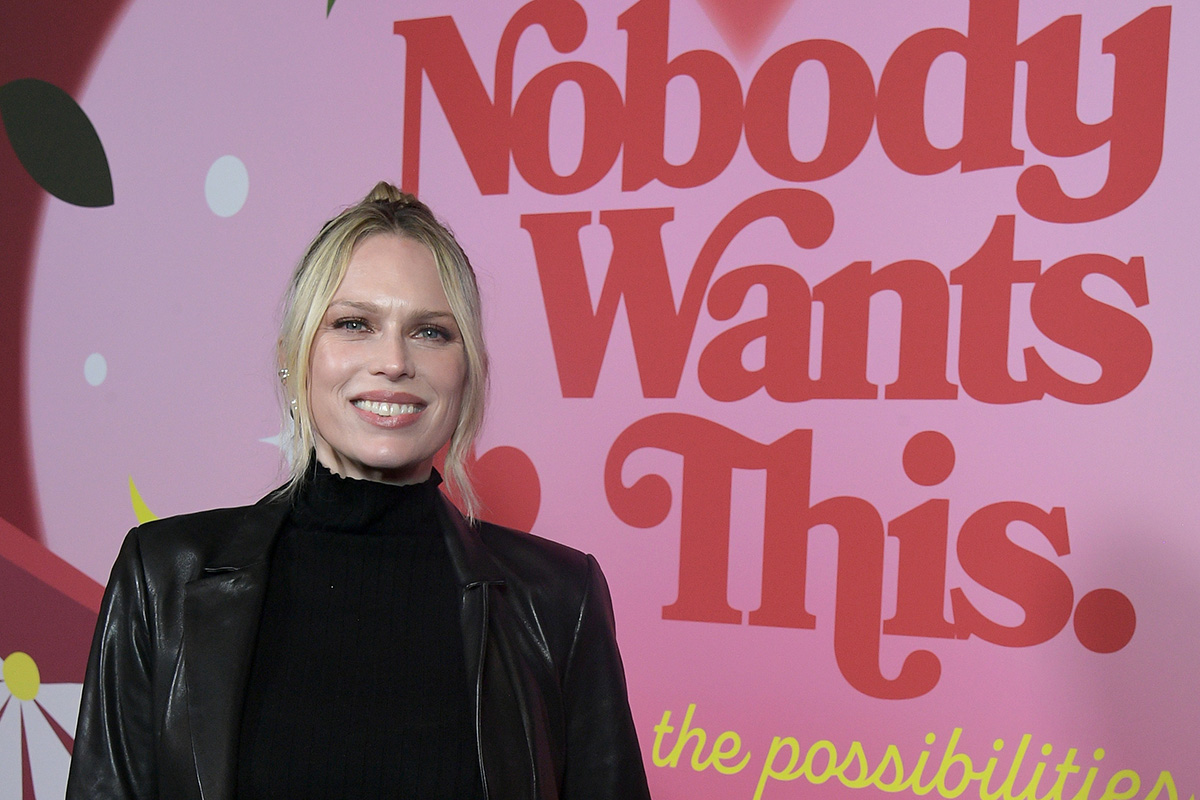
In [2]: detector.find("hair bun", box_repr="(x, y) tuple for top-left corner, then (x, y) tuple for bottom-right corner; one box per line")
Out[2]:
(365, 180), (411, 205)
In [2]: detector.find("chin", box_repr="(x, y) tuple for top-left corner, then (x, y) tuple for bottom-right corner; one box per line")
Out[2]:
(357, 450), (436, 480)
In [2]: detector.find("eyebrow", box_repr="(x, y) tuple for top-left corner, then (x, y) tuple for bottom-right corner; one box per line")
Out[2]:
(326, 299), (381, 314)
(325, 299), (457, 322)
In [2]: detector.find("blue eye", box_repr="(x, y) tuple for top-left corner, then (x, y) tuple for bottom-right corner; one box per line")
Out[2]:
(333, 317), (369, 332)
(416, 325), (451, 340)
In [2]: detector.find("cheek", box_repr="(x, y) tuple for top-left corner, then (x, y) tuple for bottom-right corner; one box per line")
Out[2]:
(308, 343), (348, 397)
(429, 357), (469, 427)
(446, 359), (469, 410)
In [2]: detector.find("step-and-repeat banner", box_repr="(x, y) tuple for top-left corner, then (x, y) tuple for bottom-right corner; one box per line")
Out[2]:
(2, 0), (1197, 797)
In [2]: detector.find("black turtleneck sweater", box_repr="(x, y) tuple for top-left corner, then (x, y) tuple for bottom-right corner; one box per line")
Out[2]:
(236, 464), (483, 799)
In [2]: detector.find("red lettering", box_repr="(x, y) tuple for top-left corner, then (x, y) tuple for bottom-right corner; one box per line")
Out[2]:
(877, 0), (1023, 175)
(951, 503), (1075, 646)
(813, 259), (958, 400)
(396, 1), (1169, 218)
(608, 415), (941, 699)
(394, 13), (511, 195)
(511, 61), (625, 194)
(618, 0), (743, 190)
(744, 39), (875, 181)
(521, 207), (676, 397)
(755, 460), (941, 699)
(950, 215), (1043, 404)
(1016, 7), (1171, 222)
(608, 420), (1127, 695)
(605, 413), (769, 624)
(884, 431), (959, 639)
(396, 0), (592, 195)
(524, 189), (834, 397)
(697, 264), (814, 402)
(533, 204), (1151, 405)
(1025, 253), (1151, 404)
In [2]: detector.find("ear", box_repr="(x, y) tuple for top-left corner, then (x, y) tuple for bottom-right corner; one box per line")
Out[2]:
(275, 343), (294, 400)
(276, 341), (289, 377)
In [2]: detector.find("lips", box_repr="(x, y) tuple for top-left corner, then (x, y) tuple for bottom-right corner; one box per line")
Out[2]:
(352, 399), (421, 417)
(349, 391), (427, 428)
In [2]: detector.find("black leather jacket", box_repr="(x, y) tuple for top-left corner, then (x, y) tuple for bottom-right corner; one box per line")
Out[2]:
(66, 490), (652, 800)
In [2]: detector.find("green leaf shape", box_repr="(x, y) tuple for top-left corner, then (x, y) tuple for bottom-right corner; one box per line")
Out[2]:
(327, 0), (336, 16)
(0, 78), (114, 207)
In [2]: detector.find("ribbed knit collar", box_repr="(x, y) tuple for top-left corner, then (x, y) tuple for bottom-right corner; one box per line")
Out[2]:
(289, 459), (443, 536)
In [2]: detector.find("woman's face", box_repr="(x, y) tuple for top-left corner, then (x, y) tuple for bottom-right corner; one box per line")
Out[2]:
(308, 234), (467, 484)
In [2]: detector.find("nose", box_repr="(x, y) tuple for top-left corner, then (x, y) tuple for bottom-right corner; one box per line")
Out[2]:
(370, 333), (414, 380)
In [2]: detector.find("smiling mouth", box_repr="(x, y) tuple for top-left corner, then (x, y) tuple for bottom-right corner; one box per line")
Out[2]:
(353, 400), (422, 417)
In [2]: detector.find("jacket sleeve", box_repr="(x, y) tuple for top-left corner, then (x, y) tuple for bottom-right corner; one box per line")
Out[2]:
(559, 554), (652, 800)
(66, 529), (159, 799)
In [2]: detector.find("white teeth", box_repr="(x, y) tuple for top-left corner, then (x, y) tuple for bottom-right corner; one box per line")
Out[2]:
(353, 400), (420, 417)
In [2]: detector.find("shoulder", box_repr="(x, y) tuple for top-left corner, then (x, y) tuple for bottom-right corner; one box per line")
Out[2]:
(475, 519), (590, 569)
(468, 519), (616, 629)
(120, 495), (286, 581)
(474, 519), (594, 585)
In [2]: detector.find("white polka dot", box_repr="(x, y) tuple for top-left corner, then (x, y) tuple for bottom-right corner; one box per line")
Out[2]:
(84, 353), (107, 386)
(205, 155), (249, 217)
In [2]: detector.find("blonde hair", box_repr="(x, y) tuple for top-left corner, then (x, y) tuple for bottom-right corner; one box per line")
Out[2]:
(277, 181), (488, 516)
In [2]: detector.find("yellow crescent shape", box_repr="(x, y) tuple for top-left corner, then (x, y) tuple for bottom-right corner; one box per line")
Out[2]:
(128, 476), (159, 523)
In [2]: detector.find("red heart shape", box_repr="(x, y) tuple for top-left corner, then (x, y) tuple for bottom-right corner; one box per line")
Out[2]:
(693, 0), (796, 62)
(438, 445), (542, 532)
(471, 445), (541, 532)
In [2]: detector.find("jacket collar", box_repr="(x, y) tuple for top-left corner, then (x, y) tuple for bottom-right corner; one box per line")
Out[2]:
(183, 494), (288, 800)
(183, 491), (289, 571)
(435, 494), (507, 587)
(181, 485), (506, 800)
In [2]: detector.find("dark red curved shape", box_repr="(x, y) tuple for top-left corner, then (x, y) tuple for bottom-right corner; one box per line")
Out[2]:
(0, 0), (132, 541)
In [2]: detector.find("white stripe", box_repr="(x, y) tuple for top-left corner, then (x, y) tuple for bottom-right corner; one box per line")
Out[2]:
(0, 700), (24, 800)
(25, 703), (72, 800)
(33, 684), (83, 739)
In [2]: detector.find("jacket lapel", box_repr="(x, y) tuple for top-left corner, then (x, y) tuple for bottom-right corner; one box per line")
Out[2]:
(437, 496), (505, 704)
(437, 500), (543, 798)
(182, 499), (287, 800)
(437, 497), (505, 588)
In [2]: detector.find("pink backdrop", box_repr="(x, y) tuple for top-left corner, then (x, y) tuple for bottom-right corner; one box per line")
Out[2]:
(2, 0), (1197, 797)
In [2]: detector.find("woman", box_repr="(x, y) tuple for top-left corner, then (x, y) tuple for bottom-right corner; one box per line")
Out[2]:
(67, 183), (652, 800)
